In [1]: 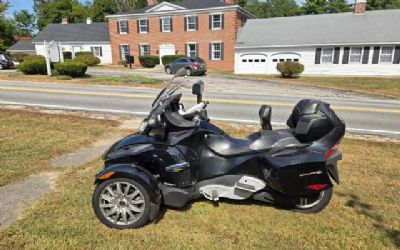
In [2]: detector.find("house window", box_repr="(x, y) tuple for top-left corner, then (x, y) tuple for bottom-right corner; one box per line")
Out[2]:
(118, 21), (128, 34)
(186, 43), (197, 57)
(211, 42), (222, 60)
(379, 47), (394, 63)
(161, 17), (171, 32)
(321, 48), (334, 63)
(186, 16), (197, 31)
(139, 19), (148, 33)
(211, 14), (222, 29)
(91, 46), (102, 57)
(120, 45), (130, 60)
(349, 47), (363, 63)
(140, 44), (150, 56)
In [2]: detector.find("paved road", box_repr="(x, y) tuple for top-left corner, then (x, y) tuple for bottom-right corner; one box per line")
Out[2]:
(0, 78), (399, 137)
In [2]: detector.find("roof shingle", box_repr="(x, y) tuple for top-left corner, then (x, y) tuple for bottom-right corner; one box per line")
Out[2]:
(7, 40), (35, 51)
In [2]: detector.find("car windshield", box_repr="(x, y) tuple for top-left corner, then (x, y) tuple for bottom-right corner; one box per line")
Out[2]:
(195, 58), (205, 63)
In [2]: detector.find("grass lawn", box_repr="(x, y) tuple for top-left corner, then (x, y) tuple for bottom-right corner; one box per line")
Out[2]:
(0, 72), (163, 87)
(0, 109), (118, 186)
(0, 122), (398, 249)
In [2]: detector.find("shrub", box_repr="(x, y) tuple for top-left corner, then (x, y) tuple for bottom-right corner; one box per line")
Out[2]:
(19, 59), (47, 75)
(74, 54), (101, 66)
(63, 51), (72, 60)
(57, 75), (72, 80)
(54, 61), (87, 77)
(161, 54), (185, 65)
(75, 51), (93, 57)
(23, 55), (46, 62)
(118, 60), (128, 67)
(11, 52), (29, 63)
(276, 61), (304, 78)
(139, 55), (160, 68)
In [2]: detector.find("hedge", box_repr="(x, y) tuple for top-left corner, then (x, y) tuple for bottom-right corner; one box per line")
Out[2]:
(276, 61), (304, 78)
(63, 51), (72, 60)
(54, 61), (87, 77)
(19, 59), (47, 75)
(74, 54), (101, 66)
(23, 55), (46, 62)
(139, 55), (160, 68)
(161, 54), (185, 65)
(11, 52), (29, 63)
(75, 51), (93, 57)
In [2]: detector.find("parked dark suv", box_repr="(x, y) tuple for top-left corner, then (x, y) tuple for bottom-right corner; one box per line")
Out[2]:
(0, 54), (14, 70)
(165, 57), (206, 76)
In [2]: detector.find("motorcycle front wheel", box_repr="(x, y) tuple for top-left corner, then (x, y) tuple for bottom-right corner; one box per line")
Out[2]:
(293, 188), (333, 213)
(92, 178), (152, 229)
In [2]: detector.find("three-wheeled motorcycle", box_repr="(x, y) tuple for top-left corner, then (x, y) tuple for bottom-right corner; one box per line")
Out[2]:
(92, 70), (345, 229)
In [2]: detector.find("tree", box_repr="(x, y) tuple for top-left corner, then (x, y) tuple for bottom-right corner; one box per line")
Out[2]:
(367, 0), (400, 10)
(91, 0), (118, 22)
(0, 0), (15, 51)
(235, 0), (247, 8)
(245, 0), (299, 18)
(13, 10), (36, 36)
(300, 0), (351, 14)
(35, 0), (89, 30)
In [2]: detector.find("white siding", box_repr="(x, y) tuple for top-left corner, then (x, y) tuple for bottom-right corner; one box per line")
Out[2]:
(34, 42), (112, 64)
(235, 45), (400, 76)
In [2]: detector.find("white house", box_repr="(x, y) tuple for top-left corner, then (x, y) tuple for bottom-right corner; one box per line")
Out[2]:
(32, 18), (112, 64)
(235, 1), (400, 76)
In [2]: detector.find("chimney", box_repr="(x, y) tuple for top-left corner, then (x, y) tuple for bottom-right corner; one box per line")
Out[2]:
(61, 17), (69, 24)
(86, 17), (92, 24)
(224, 0), (235, 4)
(354, 0), (367, 15)
(147, 0), (158, 6)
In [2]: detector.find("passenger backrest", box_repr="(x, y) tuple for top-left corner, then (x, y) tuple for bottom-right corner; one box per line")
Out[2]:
(259, 105), (272, 130)
(287, 99), (333, 142)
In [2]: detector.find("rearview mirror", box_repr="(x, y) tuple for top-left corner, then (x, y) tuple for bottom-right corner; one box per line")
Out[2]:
(174, 68), (187, 78)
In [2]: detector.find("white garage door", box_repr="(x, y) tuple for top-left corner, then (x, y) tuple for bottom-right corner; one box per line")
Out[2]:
(239, 54), (267, 74)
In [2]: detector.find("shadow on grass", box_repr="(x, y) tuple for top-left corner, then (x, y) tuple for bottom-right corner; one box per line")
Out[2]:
(336, 192), (399, 247)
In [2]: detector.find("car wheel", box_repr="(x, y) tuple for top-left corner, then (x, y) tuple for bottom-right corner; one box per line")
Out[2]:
(292, 188), (333, 213)
(185, 68), (192, 76)
(165, 67), (172, 74)
(92, 178), (153, 229)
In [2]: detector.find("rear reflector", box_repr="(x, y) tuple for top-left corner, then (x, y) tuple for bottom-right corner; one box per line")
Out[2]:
(325, 144), (338, 158)
(307, 184), (327, 190)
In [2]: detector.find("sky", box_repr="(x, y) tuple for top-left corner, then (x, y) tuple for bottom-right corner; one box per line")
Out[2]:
(5, 0), (88, 16)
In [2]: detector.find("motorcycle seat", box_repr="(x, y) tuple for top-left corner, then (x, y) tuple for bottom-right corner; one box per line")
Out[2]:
(205, 129), (301, 157)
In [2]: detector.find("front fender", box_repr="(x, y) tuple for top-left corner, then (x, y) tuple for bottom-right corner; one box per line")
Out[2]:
(95, 164), (160, 205)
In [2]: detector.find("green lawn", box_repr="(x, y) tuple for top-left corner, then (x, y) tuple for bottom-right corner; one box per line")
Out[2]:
(0, 109), (118, 186)
(0, 121), (398, 249)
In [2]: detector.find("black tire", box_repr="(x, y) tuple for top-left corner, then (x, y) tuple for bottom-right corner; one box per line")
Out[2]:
(185, 68), (192, 76)
(292, 188), (333, 213)
(165, 67), (172, 74)
(92, 177), (153, 229)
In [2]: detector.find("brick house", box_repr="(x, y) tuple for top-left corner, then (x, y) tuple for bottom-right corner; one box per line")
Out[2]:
(106, 0), (255, 70)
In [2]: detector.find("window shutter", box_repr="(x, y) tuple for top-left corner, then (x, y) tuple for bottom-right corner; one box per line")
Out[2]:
(221, 14), (224, 29)
(184, 17), (187, 31)
(362, 46), (370, 64)
(372, 46), (380, 64)
(170, 18), (173, 32)
(138, 45), (141, 56)
(196, 44), (199, 57)
(314, 48), (321, 64)
(220, 42), (224, 60)
(127, 45), (130, 56)
(137, 20), (140, 33)
(126, 21), (129, 34)
(148, 45), (150, 55)
(185, 44), (188, 57)
(209, 15), (212, 30)
(119, 45), (122, 60)
(342, 47), (350, 64)
(195, 16), (199, 30)
(333, 47), (340, 64)
(100, 47), (103, 57)
(117, 21), (120, 34)
(209, 43), (212, 60)
(159, 18), (162, 32)
(393, 46), (400, 64)
(146, 20), (149, 33)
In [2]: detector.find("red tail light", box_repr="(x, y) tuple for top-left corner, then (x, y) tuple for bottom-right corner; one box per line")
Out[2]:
(307, 184), (327, 190)
(325, 144), (338, 158)
(192, 63), (198, 69)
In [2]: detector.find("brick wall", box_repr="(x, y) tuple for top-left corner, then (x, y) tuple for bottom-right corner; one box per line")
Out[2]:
(109, 10), (247, 70)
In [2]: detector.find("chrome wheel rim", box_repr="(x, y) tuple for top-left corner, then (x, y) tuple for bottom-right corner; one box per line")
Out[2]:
(186, 69), (191, 75)
(166, 68), (171, 74)
(99, 181), (145, 226)
(296, 191), (325, 209)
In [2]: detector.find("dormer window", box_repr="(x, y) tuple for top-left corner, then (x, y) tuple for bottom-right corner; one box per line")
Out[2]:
(160, 17), (172, 32)
(118, 20), (129, 34)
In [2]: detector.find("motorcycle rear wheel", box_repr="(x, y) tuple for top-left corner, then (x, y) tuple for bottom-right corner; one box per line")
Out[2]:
(293, 188), (333, 213)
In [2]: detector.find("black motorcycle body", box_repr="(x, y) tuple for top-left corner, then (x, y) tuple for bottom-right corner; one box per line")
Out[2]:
(92, 80), (345, 229)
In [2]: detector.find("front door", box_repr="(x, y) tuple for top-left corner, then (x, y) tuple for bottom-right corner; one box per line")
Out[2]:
(159, 43), (175, 65)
